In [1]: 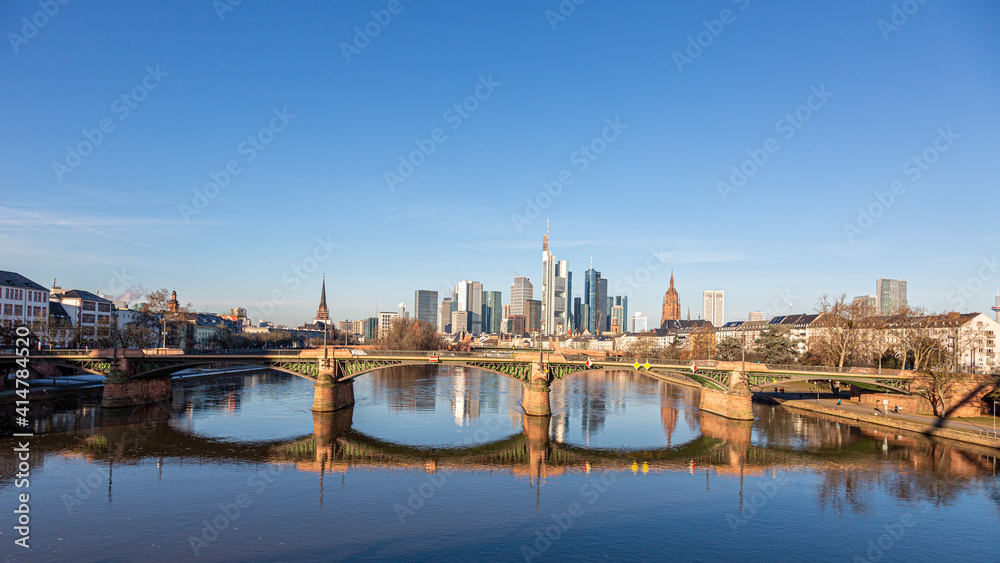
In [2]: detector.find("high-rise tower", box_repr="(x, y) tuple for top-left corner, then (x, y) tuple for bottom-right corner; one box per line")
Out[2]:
(541, 221), (569, 335)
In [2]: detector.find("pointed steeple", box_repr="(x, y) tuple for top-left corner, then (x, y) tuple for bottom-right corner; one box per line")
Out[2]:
(669, 270), (675, 289)
(315, 275), (329, 321)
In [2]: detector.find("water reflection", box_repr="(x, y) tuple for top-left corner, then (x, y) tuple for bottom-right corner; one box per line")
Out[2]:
(2, 367), (998, 561)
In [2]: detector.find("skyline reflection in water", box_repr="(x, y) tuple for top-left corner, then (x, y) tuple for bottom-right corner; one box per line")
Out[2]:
(1, 367), (997, 562)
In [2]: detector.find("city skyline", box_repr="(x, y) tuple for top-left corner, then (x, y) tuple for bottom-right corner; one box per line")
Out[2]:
(3, 2), (998, 326)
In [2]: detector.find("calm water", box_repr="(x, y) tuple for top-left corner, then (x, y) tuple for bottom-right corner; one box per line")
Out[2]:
(1, 366), (998, 562)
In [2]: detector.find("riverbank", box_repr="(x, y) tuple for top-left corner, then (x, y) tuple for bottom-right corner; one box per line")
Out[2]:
(0, 365), (270, 405)
(766, 395), (1000, 450)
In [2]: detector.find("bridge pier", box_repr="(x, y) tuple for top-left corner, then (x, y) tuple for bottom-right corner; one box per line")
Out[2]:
(312, 363), (355, 412)
(521, 362), (551, 416)
(522, 413), (551, 480)
(101, 359), (172, 409)
(698, 371), (754, 421)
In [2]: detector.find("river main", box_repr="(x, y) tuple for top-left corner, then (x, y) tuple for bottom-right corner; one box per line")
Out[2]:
(2, 366), (997, 561)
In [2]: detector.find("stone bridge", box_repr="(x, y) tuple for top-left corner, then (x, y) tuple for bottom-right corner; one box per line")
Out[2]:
(2, 348), (916, 421)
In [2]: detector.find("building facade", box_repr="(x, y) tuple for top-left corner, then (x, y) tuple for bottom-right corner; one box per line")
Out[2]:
(482, 290), (502, 334)
(876, 278), (907, 315)
(540, 228), (569, 335)
(414, 290), (438, 326)
(0, 270), (49, 337)
(661, 271), (681, 326)
(702, 290), (724, 327)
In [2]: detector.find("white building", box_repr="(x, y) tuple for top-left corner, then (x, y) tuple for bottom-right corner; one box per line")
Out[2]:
(377, 311), (399, 338)
(702, 290), (724, 327)
(510, 276), (533, 317)
(631, 312), (647, 333)
(50, 285), (114, 344)
(0, 271), (50, 337)
(540, 227), (569, 335)
(453, 281), (482, 334)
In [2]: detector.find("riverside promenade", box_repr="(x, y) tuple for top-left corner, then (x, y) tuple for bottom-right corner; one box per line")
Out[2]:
(771, 395), (1000, 450)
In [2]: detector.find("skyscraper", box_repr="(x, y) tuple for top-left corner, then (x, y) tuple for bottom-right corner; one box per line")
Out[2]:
(525, 299), (542, 332)
(875, 279), (907, 315)
(702, 290), (724, 327)
(482, 290), (502, 334)
(439, 297), (452, 333)
(454, 281), (483, 333)
(661, 271), (680, 326)
(632, 312), (647, 332)
(414, 290), (437, 326)
(584, 258), (602, 334)
(510, 276), (533, 316)
(540, 223), (569, 334)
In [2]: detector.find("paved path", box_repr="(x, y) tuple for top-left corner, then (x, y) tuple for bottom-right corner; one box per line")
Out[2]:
(783, 396), (1000, 437)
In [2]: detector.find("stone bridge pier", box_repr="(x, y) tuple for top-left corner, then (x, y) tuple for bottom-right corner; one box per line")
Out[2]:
(312, 362), (355, 412)
(521, 361), (551, 417)
(697, 370), (754, 421)
(522, 412), (551, 480)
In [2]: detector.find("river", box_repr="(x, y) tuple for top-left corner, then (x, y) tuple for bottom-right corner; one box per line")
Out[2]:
(1, 366), (997, 561)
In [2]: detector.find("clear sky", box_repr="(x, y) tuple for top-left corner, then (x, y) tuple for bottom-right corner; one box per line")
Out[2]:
(2, 0), (998, 327)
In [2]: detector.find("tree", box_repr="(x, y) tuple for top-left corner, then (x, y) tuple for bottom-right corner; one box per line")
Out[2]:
(754, 325), (798, 364)
(661, 337), (683, 360)
(374, 318), (444, 351)
(912, 369), (963, 417)
(810, 293), (870, 368)
(620, 336), (663, 359)
(715, 336), (744, 361)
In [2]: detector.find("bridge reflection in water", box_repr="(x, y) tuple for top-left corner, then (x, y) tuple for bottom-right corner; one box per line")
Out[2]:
(15, 389), (995, 510)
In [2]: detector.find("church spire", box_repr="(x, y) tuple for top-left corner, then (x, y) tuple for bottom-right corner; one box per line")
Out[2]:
(316, 275), (329, 321)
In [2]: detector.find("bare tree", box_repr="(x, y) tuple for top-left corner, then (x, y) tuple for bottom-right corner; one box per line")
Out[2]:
(374, 318), (444, 351)
(912, 369), (963, 418)
(810, 293), (870, 369)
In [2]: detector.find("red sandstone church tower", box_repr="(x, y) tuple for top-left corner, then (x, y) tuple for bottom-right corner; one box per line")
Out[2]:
(660, 271), (680, 327)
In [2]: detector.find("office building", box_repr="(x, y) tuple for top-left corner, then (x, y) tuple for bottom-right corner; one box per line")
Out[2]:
(540, 224), (569, 334)
(702, 290), (724, 327)
(632, 312), (647, 333)
(482, 290), (502, 334)
(510, 276), (533, 317)
(584, 259), (602, 334)
(748, 311), (765, 322)
(526, 299), (542, 332)
(875, 279), (907, 315)
(454, 280), (483, 334)
(439, 297), (452, 333)
(451, 310), (469, 334)
(377, 311), (399, 338)
(414, 290), (438, 326)
(852, 295), (877, 315)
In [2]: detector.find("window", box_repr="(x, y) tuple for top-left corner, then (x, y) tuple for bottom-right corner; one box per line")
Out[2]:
(83, 301), (96, 311)
(98, 303), (111, 312)
(2, 304), (10, 315)
(97, 316), (110, 324)
(14, 305), (22, 316)
(82, 314), (96, 324)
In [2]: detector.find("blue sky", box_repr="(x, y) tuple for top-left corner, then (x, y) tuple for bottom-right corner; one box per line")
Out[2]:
(2, 0), (998, 326)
